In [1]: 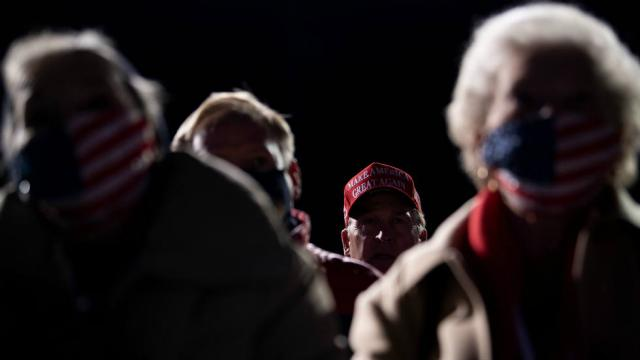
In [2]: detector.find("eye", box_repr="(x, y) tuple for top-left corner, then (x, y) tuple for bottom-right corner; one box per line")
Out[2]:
(250, 155), (277, 172)
(357, 223), (379, 236)
(24, 105), (63, 130)
(562, 93), (590, 111)
(358, 216), (375, 226)
(392, 214), (410, 225)
(513, 89), (540, 111)
(78, 96), (114, 112)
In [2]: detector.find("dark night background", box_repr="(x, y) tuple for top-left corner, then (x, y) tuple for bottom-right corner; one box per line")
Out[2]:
(1, 0), (638, 253)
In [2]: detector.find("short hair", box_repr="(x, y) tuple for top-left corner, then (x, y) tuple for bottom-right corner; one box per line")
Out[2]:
(2, 29), (165, 163)
(446, 3), (640, 187)
(171, 91), (295, 168)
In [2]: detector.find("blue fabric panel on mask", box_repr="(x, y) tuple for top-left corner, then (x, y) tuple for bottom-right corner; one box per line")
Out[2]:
(482, 116), (556, 184)
(246, 168), (292, 220)
(13, 126), (84, 199)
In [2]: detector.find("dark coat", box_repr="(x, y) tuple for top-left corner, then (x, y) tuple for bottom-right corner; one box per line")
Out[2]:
(0, 152), (344, 360)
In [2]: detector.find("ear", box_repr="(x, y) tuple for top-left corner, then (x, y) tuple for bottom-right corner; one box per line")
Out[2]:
(340, 228), (351, 256)
(288, 159), (302, 200)
(419, 228), (428, 242)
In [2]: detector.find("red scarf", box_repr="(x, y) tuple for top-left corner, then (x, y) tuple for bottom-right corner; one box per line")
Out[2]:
(290, 208), (312, 245)
(468, 188), (526, 359)
(468, 188), (584, 359)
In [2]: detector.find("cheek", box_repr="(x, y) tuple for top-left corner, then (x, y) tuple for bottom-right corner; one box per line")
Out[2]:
(395, 227), (420, 249)
(485, 97), (518, 134)
(349, 233), (368, 257)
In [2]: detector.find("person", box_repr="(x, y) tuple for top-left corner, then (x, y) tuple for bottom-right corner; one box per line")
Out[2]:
(349, 3), (640, 359)
(171, 90), (382, 335)
(0, 30), (344, 359)
(341, 162), (427, 273)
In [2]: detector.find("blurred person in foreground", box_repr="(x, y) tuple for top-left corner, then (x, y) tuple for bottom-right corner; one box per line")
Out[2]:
(0, 30), (342, 359)
(172, 90), (381, 336)
(350, 3), (640, 359)
(341, 162), (427, 274)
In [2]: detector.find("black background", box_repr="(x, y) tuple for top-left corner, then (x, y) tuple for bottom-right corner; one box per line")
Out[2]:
(1, 0), (638, 253)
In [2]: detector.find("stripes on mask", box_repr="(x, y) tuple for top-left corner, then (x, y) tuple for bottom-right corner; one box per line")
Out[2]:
(495, 114), (620, 213)
(46, 108), (156, 230)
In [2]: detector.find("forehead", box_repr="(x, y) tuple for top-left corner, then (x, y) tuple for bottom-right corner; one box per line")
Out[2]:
(201, 114), (270, 147)
(351, 190), (414, 217)
(499, 45), (596, 94)
(29, 51), (118, 94)
(19, 51), (127, 120)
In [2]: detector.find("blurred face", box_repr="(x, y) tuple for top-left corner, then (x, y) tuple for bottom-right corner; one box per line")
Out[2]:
(195, 115), (285, 172)
(15, 51), (140, 136)
(193, 115), (293, 217)
(341, 191), (425, 273)
(9, 51), (157, 233)
(480, 46), (618, 216)
(484, 45), (604, 135)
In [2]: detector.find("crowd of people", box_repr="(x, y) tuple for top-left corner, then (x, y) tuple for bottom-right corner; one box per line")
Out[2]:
(1, 2), (639, 359)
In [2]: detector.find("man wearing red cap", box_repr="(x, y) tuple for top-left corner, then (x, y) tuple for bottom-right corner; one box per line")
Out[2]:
(172, 90), (381, 337)
(342, 162), (427, 273)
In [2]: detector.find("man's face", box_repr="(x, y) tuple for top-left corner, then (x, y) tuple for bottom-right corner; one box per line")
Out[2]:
(342, 190), (425, 273)
(195, 116), (285, 173)
(194, 116), (293, 217)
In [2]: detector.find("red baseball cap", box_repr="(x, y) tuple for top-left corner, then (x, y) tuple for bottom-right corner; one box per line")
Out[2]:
(343, 162), (422, 225)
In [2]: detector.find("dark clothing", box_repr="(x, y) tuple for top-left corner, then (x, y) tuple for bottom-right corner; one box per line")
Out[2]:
(0, 152), (343, 359)
(306, 243), (381, 335)
(350, 188), (640, 359)
(289, 208), (381, 335)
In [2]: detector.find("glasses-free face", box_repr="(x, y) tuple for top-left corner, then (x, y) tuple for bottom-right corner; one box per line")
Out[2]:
(193, 115), (296, 219)
(17, 51), (140, 134)
(194, 116), (285, 173)
(484, 46), (605, 135)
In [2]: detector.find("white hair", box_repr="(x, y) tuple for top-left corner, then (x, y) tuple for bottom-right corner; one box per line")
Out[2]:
(171, 90), (295, 168)
(446, 2), (640, 187)
(2, 29), (165, 162)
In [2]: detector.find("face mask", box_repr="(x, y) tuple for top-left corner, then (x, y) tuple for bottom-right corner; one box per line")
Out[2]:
(288, 208), (311, 245)
(482, 112), (620, 213)
(246, 168), (292, 221)
(11, 107), (157, 232)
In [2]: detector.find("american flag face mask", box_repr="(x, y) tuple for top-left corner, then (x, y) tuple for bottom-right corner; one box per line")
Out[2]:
(482, 112), (621, 214)
(12, 107), (158, 232)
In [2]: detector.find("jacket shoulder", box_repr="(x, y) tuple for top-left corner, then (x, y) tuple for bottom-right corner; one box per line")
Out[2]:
(139, 152), (294, 286)
(350, 199), (491, 359)
(307, 243), (382, 278)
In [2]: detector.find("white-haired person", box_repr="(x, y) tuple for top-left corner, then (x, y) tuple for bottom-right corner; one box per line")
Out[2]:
(0, 30), (344, 359)
(172, 91), (382, 336)
(349, 3), (640, 359)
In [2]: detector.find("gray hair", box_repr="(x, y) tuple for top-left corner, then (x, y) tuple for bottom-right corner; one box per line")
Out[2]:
(2, 29), (165, 163)
(171, 90), (295, 168)
(446, 2), (640, 187)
